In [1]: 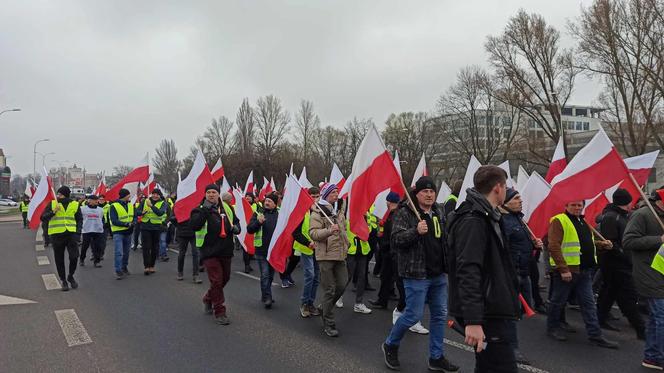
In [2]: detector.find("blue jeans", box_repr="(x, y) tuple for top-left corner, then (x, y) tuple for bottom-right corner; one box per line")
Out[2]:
(300, 254), (320, 306)
(113, 233), (132, 273)
(645, 298), (664, 363)
(385, 274), (448, 359)
(256, 256), (274, 301)
(547, 269), (602, 337)
(159, 231), (167, 257)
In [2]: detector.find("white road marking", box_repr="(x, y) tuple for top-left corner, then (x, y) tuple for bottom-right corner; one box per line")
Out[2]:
(36, 229), (42, 241)
(0, 294), (36, 305)
(35, 244), (45, 251)
(168, 248), (180, 254)
(54, 309), (93, 347)
(37, 256), (50, 265)
(235, 271), (279, 287)
(443, 339), (550, 373)
(42, 274), (62, 290)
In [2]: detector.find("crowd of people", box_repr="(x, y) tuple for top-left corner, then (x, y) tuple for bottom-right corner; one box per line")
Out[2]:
(21, 163), (664, 372)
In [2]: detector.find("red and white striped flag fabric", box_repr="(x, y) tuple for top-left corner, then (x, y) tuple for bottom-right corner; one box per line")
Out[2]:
(270, 177), (277, 192)
(373, 152), (406, 221)
(140, 173), (156, 196)
(410, 153), (428, 187)
(258, 176), (273, 201)
(105, 154), (150, 201)
(94, 172), (107, 196)
(521, 171), (551, 229)
(24, 179), (34, 198)
(210, 158), (224, 182)
(244, 170), (254, 196)
(267, 174), (313, 273)
(544, 138), (567, 183)
(173, 150), (213, 223)
(299, 167), (313, 188)
(28, 167), (56, 230)
(232, 188), (256, 255)
(329, 162), (346, 192)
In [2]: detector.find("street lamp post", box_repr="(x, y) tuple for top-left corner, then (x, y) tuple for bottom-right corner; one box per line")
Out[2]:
(38, 152), (55, 167)
(33, 138), (50, 178)
(0, 108), (21, 118)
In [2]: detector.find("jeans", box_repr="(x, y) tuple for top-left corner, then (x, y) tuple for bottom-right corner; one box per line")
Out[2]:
(319, 260), (348, 327)
(159, 231), (168, 257)
(518, 274), (533, 309)
(113, 233), (132, 273)
(475, 319), (518, 373)
(547, 269), (602, 337)
(645, 298), (664, 363)
(177, 236), (199, 275)
(385, 274), (448, 359)
(256, 256), (275, 301)
(300, 254), (320, 306)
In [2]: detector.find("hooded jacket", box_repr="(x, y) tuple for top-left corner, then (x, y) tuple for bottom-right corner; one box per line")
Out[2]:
(623, 204), (664, 298)
(597, 203), (632, 271)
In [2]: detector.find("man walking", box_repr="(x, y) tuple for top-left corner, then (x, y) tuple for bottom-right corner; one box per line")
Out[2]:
(80, 195), (105, 268)
(137, 189), (167, 275)
(247, 192), (280, 308)
(293, 187), (321, 318)
(110, 188), (136, 279)
(19, 196), (30, 228)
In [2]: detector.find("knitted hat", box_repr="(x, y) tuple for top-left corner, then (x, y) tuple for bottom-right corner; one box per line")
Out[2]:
(320, 183), (338, 201)
(386, 191), (400, 203)
(504, 188), (519, 204)
(413, 176), (436, 195)
(265, 192), (279, 205)
(87, 194), (99, 200)
(151, 188), (163, 198)
(57, 186), (71, 198)
(118, 188), (130, 199)
(205, 184), (220, 193)
(612, 188), (633, 206)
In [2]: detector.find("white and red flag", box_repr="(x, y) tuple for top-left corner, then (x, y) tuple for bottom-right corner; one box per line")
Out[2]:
(173, 150), (213, 223)
(24, 179), (34, 198)
(270, 177), (277, 192)
(105, 154), (150, 201)
(299, 167), (313, 188)
(258, 176), (274, 201)
(28, 167), (56, 230)
(329, 163), (346, 192)
(266, 174), (313, 273)
(94, 172), (108, 196)
(244, 170), (254, 196)
(544, 138), (567, 183)
(372, 152), (406, 221)
(410, 153), (428, 187)
(140, 173), (156, 196)
(210, 158), (224, 182)
(232, 188), (256, 255)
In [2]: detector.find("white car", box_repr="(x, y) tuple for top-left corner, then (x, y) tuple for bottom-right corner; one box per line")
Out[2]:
(0, 199), (18, 207)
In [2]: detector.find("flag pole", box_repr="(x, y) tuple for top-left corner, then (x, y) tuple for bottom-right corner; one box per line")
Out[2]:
(292, 175), (335, 225)
(628, 172), (664, 230)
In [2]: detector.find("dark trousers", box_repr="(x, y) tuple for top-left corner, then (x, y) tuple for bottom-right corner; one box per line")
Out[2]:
(132, 223), (141, 248)
(377, 251), (395, 305)
(529, 258), (544, 307)
(280, 251), (300, 280)
(22, 212), (28, 228)
(242, 246), (253, 267)
(177, 236), (199, 276)
(42, 221), (50, 246)
(203, 256), (232, 317)
(51, 233), (79, 281)
(597, 265), (645, 332)
(474, 319), (518, 373)
(141, 230), (161, 268)
(81, 232), (105, 263)
(347, 253), (368, 303)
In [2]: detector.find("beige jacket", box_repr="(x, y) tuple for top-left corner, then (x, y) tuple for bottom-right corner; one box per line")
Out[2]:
(309, 203), (349, 262)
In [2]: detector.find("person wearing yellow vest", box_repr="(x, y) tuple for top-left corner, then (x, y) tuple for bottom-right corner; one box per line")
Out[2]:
(19, 196), (30, 228)
(343, 213), (373, 315)
(131, 194), (145, 251)
(190, 184), (240, 325)
(443, 179), (463, 217)
(137, 189), (168, 276)
(110, 188), (137, 280)
(293, 186), (321, 318)
(40, 186), (82, 291)
(247, 192), (280, 309)
(547, 200), (617, 348)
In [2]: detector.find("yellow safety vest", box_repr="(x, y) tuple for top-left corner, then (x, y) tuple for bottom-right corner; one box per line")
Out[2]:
(167, 198), (174, 209)
(102, 203), (110, 223)
(347, 220), (371, 255)
(651, 244), (664, 275)
(19, 201), (29, 213)
(195, 202), (234, 248)
(549, 213), (596, 267)
(445, 195), (458, 204)
(142, 200), (166, 225)
(367, 206), (378, 231)
(111, 202), (135, 232)
(293, 212), (313, 255)
(48, 200), (79, 235)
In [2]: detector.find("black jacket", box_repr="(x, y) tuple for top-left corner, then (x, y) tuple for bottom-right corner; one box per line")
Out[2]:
(40, 198), (83, 234)
(598, 203), (632, 271)
(246, 208), (279, 257)
(390, 195), (446, 280)
(379, 209), (396, 255)
(189, 200), (240, 260)
(447, 188), (519, 325)
(501, 211), (534, 276)
(176, 219), (195, 238)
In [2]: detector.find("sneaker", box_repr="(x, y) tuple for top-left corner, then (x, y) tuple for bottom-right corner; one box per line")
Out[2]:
(559, 322), (576, 333)
(300, 304), (311, 318)
(93, 262), (102, 268)
(308, 304), (320, 316)
(324, 325), (339, 337)
(264, 297), (273, 309)
(215, 314), (230, 325)
(176, 273), (184, 281)
(600, 322), (621, 332)
(67, 276), (78, 289)
(144, 269), (150, 276)
(354, 303), (372, 314)
(160, 256), (170, 262)
(193, 276), (202, 284)
(382, 343), (400, 370)
(335, 298), (344, 308)
(281, 279), (292, 288)
(588, 336), (619, 349)
(642, 360), (664, 370)
(409, 322), (429, 335)
(115, 271), (125, 280)
(61, 280), (69, 291)
(392, 308), (403, 325)
(428, 356), (459, 372)
(287, 276), (295, 286)
(547, 329), (568, 341)
(244, 265), (253, 273)
(204, 301), (213, 315)
(122, 268), (130, 275)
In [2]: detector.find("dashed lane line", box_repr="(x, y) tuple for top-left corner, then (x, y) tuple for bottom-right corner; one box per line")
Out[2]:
(234, 271), (280, 287)
(54, 309), (93, 347)
(35, 244), (44, 251)
(442, 338), (550, 373)
(41, 274), (62, 290)
(0, 294), (37, 305)
(37, 256), (50, 266)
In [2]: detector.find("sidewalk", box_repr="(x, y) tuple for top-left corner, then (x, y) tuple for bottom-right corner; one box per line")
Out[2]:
(0, 214), (22, 223)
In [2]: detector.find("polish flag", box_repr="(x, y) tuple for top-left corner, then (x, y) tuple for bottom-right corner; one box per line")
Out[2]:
(232, 188), (255, 255)
(210, 158), (224, 182)
(173, 150), (214, 223)
(521, 172), (551, 226)
(436, 181), (452, 204)
(498, 160), (514, 188)
(456, 155), (482, 208)
(258, 176), (273, 201)
(410, 153), (428, 187)
(28, 167), (56, 230)
(244, 171), (254, 196)
(24, 179), (34, 198)
(105, 154), (150, 201)
(373, 152), (405, 221)
(344, 126), (403, 241)
(29, 179), (37, 197)
(220, 176), (234, 205)
(329, 163), (346, 192)
(528, 128), (630, 237)
(299, 167), (313, 188)
(266, 174), (313, 273)
(140, 173), (156, 195)
(545, 138), (567, 183)
(516, 166), (529, 191)
(270, 177), (277, 192)
(94, 172), (108, 196)
(289, 163), (294, 176)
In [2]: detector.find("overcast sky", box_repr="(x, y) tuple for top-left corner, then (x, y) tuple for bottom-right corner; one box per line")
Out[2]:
(0, 0), (596, 176)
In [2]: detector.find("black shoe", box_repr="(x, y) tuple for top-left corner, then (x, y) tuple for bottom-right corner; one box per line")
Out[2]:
(67, 276), (78, 289)
(547, 329), (568, 341)
(244, 265), (252, 273)
(382, 343), (400, 370)
(514, 349), (530, 365)
(600, 322), (621, 332)
(204, 301), (213, 315)
(61, 280), (69, 291)
(589, 336), (619, 349)
(559, 322), (576, 333)
(160, 256), (170, 262)
(79, 260), (85, 266)
(324, 325), (339, 337)
(115, 271), (125, 280)
(428, 356), (459, 372)
(535, 304), (547, 314)
(215, 314), (230, 325)
(365, 285), (376, 291)
(123, 268), (130, 275)
(369, 299), (388, 309)
(264, 298), (273, 309)
(93, 262), (102, 268)
(608, 310), (620, 321)
(637, 327), (646, 341)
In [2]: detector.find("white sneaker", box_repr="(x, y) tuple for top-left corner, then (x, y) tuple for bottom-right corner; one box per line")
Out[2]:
(392, 308), (402, 325)
(409, 321), (429, 334)
(335, 298), (344, 308)
(353, 303), (372, 314)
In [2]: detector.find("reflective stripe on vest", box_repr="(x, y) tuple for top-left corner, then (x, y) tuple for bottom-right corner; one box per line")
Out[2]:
(432, 216), (442, 238)
(111, 202), (134, 232)
(651, 244), (664, 275)
(48, 200), (79, 234)
(347, 220), (371, 255)
(293, 212), (313, 255)
(142, 200), (165, 225)
(102, 204), (110, 223)
(548, 213), (595, 267)
(445, 195), (458, 203)
(195, 202), (234, 248)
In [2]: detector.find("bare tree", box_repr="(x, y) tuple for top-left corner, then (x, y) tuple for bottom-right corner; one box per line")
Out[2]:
(383, 112), (436, 179)
(204, 116), (235, 161)
(153, 139), (181, 194)
(313, 125), (346, 174)
(294, 99), (321, 160)
(486, 10), (579, 160)
(254, 95), (291, 162)
(235, 98), (255, 158)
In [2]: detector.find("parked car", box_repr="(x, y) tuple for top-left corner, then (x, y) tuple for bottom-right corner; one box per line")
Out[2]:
(0, 199), (18, 207)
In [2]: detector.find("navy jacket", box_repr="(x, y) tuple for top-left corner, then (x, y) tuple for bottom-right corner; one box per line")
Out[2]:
(501, 211), (534, 276)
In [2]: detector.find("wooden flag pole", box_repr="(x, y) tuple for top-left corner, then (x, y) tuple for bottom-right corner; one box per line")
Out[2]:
(628, 172), (664, 231)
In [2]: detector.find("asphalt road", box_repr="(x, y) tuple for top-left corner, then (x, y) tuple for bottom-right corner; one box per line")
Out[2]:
(0, 220), (651, 372)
